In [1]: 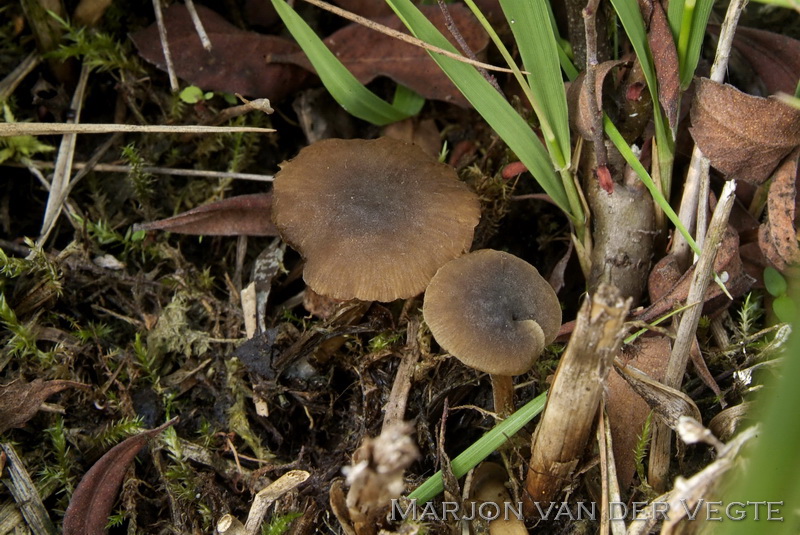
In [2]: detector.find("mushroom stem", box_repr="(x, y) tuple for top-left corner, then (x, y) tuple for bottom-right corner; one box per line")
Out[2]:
(491, 374), (515, 418)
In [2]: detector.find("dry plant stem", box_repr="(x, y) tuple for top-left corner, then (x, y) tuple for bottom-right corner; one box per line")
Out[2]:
(216, 515), (246, 535)
(597, 407), (626, 535)
(582, 0), (607, 169)
(382, 319), (421, 433)
(243, 470), (309, 535)
(184, 0), (212, 50)
(605, 420), (626, 535)
(152, 0), (179, 91)
(0, 52), (42, 101)
(0, 123), (274, 135)
(25, 163), (81, 224)
(20, 0), (70, 84)
(0, 443), (57, 535)
(56, 132), (122, 203)
(490, 374), (515, 418)
(300, 0), (518, 74)
(24, 160), (275, 182)
(525, 284), (631, 511)
(670, 0), (748, 264)
(38, 62), (90, 245)
(657, 426), (757, 534)
(649, 180), (737, 491)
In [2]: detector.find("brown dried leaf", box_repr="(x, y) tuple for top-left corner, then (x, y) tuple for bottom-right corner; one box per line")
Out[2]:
(567, 60), (625, 140)
(63, 418), (178, 535)
(640, 229), (753, 323)
(135, 193), (277, 236)
(710, 25), (800, 95)
(646, 0), (679, 129)
(381, 118), (441, 158)
(607, 336), (670, 489)
(0, 378), (87, 433)
(690, 78), (800, 184)
(131, 5), (310, 100)
(281, 5), (488, 107)
(332, 0), (393, 18)
(613, 359), (702, 430)
(758, 149), (800, 270)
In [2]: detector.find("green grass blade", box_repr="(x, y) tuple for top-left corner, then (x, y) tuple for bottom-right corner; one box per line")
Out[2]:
(271, 0), (410, 126)
(603, 114), (696, 254)
(460, 1), (561, 163)
(609, 0), (675, 195)
(407, 391), (547, 503)
(500, 0), (571, 169)
(544, 1), (579, 81)
(392, 85), (426, 116)
(668, 0), (714, 90)
(385, 0), (572, 216)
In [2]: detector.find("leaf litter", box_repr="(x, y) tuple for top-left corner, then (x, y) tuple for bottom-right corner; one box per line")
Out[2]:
(2, 2), (800, 534)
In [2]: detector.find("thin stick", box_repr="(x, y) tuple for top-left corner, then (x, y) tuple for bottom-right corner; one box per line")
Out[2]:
(649, 180), (737, 491)
(382, 319), (421, 433)
(26, 163), (82, 226)
(300, 0), (519, 74)
(0, 123), (274, 135)
(582, 0), (608, 169)
(184, 0), (212, 51)
(23, 160), (275, 182)
(0, 52), (42, 102)
(437, 0), (501, 93)
(670, 0), (748, 264)
(152, 0), (179, 91)
(39, 63), (91, 245)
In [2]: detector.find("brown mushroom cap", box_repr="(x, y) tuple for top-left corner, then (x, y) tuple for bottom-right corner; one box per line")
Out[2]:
(423, 249), (562, 376)
(272, 137), (480, 302)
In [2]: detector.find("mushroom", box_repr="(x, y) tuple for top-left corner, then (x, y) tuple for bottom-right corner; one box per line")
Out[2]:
(423, 249), (561, 416)
(272, 137), (481, 302)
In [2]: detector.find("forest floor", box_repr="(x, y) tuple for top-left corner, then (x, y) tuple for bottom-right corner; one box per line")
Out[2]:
(1, 1), (800, 534)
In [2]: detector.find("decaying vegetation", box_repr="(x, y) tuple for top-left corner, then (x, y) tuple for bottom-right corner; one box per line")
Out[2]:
(2, 1), (800, 534)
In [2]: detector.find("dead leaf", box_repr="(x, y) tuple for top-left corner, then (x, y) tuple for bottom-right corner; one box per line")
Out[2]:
(613, 359), (702, 430)
(381, 118), (441, 158)
(640, 228), (753, 323)
(690, 78), (800, 184)
(0, 379), (88, 433)
(567, 60), (625, 140)
(607, 336), (670, 489)
(63, 418), (179, 535)
(134, 193), (278, 236)
(131, 5), (310, 100)
(709, 25), (800, 96)
(758, 149), (800, 270)
(332, 0), (393, 18)
(646, 0), (679, 129)
(278, 5), (488, 107)
(73, 0), (112, 26)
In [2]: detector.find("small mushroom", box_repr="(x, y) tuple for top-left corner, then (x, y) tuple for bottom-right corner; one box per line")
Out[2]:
(272, 137), (480, 302)
(423, 249), (561, 415)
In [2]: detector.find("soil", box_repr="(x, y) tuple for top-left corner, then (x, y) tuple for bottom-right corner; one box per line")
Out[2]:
(1, 1), (798, 534)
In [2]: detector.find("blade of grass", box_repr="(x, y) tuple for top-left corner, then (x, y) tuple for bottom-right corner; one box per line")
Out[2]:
(407, 391), (547, 504)
(544, 1), (580, 81)
(386, 0), (572, 216)
(603, 114), (697, 256)
(271, 0), (411, 126)
(500, 0), (571, 170)
(608, 0), (675, 197)
(392, 84), (426, 116)
(668, 0), (714, 90)
(458, 0), (584, 229)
